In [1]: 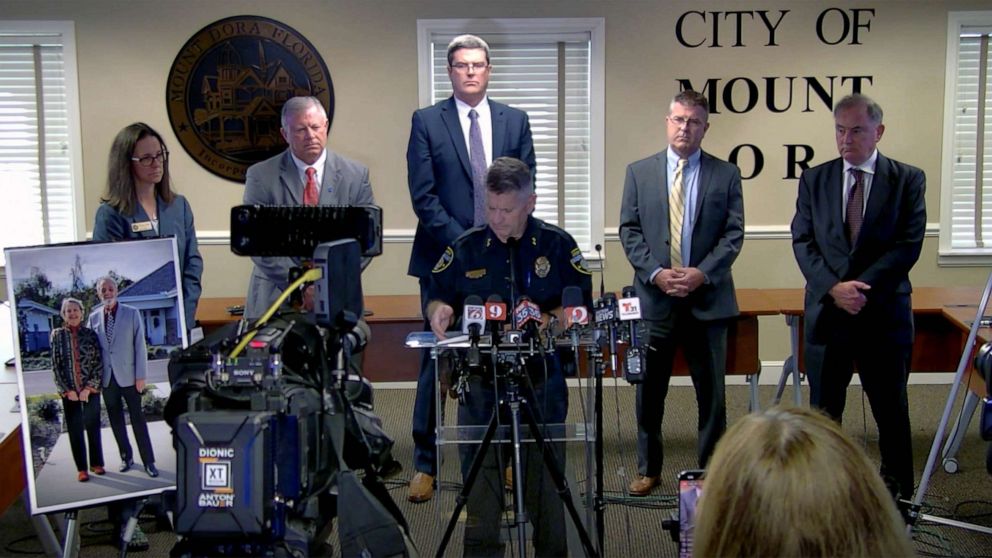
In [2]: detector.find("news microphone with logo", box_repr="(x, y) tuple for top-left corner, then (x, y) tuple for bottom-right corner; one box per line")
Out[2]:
(513, 296), (542, 328)
(597, 293), (620, 373)
(562, 285), (589, 329)
(619, 286), (646, 383)
(485, 294), (507, 345)
(562, 286), (588, 356)
(512, 295), (542, 346)
(463, 295), (486, 368)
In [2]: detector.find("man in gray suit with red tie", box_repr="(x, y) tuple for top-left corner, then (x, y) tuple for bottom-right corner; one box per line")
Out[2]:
(243, 96), (375, 320)
(791, 94), (926, 502)
(405, 34), (535, 502)
(88, 276), (156, 477)
(619, 90), (744, 496)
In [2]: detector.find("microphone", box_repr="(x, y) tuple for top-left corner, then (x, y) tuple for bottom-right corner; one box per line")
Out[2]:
(513, 295), (542, 342)
(562, 286), (590, 329)
(619, 286), (646, 383)
(594, 293), (619, 373)
(595, 243), (605, 299)
(484, 294), (507, 345)
(463, 295), (486, 369)
(562, 286), (587, 356)
(506, 237), (519, 324)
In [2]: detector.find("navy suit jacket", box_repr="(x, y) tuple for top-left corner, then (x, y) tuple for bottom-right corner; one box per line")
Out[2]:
(93, 195), (203, 325)
(791, 153), (926, 345)
(88, 303), (147, 388)
(619, 150), (744, 323)
(243, 148), (374, 319)
(406, 96), (535, 279)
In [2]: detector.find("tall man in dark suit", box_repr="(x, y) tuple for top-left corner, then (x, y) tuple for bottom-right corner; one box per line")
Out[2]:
(406, 34), (535, 502)
(619, 90), (744, 496)
(791, 94), (926, 501)
(244, 96), (375, 320)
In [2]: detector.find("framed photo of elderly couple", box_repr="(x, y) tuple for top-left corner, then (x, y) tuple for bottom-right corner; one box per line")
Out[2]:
(5, 237), (186, 514)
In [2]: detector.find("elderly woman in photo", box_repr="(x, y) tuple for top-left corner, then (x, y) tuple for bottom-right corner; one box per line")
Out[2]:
(49, 298), (105, 482)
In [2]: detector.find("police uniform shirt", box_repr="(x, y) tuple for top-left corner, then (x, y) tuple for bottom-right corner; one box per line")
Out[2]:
(428, 216), (593, 316)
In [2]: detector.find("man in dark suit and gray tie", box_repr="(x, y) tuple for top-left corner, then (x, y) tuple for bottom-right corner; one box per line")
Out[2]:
(88, 276), (156, 477)
(405, 34), (535, 502)
(619, 90), (744, 496)
(243, 96), (375, 320)
(791, 94), (926, 501)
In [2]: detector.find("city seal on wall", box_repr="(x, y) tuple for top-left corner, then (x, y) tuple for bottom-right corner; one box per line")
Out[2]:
(166, 16), (334, 182)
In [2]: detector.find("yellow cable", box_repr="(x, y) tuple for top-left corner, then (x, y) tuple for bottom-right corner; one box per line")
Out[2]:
(228, 267), (323, 359)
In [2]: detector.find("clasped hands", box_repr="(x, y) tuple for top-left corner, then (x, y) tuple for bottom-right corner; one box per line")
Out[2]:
(830, 280), (871, 315)
(66, 387), (95, 402)
(655, 267), (705, 298)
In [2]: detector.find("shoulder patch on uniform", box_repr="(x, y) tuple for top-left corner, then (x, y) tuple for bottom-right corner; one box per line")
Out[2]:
(432, 247), (454, 273)
(570, 249), (592, 275)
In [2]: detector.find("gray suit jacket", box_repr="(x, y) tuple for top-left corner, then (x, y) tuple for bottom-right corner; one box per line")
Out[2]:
(619, 150), (744, 323)
(88, 303), (147, 388)
(243, 148), (375, 319)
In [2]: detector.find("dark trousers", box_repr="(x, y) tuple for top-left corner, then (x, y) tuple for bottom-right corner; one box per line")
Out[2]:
(636, 311), (728, 476)
(412, 278), (437, 475)
(104, 375), (155, 465)
(62, 394), (104, 472)
(458, 363), (568, 558)
(805, 339), (915, 497)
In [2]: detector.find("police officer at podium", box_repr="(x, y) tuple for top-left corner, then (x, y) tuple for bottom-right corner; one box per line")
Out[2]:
(426, 156), (592, 557)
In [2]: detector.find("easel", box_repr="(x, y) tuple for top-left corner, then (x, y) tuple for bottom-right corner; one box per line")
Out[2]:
(909, 270), (992, 535)
(57, 497), (147, 558)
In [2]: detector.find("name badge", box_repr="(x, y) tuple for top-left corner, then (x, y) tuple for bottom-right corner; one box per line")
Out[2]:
(131, 221), (154, 233)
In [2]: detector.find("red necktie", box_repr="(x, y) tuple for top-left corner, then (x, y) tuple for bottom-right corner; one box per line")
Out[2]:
(304, 167), (318, 206)
(846, 168), (865, 244)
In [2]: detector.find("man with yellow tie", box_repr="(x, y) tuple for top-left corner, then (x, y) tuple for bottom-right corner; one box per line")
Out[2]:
(618, 90), (745, 496)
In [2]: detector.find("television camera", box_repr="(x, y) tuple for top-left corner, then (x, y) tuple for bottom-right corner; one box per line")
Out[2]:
(165, 205), (412, 557)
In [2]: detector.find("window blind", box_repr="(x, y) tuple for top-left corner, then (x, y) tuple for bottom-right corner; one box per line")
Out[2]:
(0, 27), (78, 266)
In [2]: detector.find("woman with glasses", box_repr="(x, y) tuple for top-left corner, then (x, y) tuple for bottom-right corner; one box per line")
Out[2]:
(94, 122), (203, 327)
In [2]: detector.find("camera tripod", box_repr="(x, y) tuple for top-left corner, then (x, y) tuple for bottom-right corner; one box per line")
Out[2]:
(436, 358), (598, 557)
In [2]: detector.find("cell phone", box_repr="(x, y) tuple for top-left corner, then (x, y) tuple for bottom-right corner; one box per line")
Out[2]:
(678, 469), (705, 558)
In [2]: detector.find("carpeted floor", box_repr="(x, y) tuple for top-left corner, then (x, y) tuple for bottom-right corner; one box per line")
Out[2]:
(1, 381), (991, 556)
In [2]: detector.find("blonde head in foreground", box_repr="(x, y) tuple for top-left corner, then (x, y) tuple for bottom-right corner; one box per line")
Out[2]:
(694, 406), (914, 557)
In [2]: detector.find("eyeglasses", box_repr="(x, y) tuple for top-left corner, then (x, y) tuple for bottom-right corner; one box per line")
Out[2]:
(668, 116), (705, 129)
(450, 62), (489, 72)
(131, 151), (168, 167)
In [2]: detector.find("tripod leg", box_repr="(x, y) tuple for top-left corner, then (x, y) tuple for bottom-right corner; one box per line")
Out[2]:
(507, 399), (529, 558)
(520, 403), (599, 557)
(436, 408), (501, 558)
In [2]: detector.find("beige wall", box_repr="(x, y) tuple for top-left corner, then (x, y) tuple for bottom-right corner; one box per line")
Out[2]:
(3, 0), (990, 363)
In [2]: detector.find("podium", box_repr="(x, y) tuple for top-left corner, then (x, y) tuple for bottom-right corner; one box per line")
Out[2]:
(406, 331), (602, 553)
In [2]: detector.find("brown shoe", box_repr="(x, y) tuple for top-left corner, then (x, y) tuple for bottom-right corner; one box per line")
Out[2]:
(77, 471), (89, 482)
(628, 475), (659, 496)
(90, 465), (105, 475)
(408, 472), (434, 503)
(504, 466), (513, 491)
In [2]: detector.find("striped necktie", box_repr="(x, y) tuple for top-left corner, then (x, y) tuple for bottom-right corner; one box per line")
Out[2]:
(846, 168), (865, 245)
(469, 109), (488, 226)
(669, 158), (688, 267)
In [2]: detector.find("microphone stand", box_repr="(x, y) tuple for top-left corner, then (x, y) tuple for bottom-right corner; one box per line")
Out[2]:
(592, 339), (606, 556)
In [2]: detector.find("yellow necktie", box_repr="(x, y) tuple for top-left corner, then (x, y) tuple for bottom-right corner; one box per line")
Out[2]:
(669, 158), (688, 267)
